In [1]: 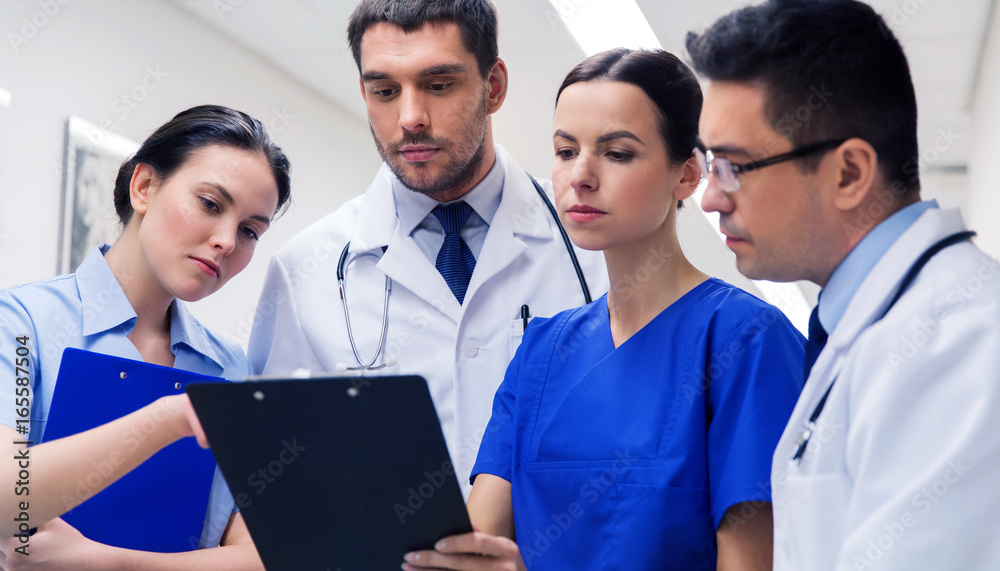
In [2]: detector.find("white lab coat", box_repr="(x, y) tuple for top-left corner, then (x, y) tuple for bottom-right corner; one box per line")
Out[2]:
(772, 208), (1000, 570)
(248, 146), (608, 496)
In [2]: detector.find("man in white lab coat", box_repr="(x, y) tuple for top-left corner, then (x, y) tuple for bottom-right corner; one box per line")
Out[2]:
(688, 0), (1000, 569)
(248, 0), (606, 497)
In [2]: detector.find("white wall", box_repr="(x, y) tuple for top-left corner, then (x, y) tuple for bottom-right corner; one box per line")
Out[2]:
(969, 2), (1000, 256)
(0, 0), (380, 348)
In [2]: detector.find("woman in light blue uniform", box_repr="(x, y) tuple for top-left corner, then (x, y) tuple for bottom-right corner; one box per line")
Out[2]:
(0, 105), (289, 568)
(404, 49), (804, 570)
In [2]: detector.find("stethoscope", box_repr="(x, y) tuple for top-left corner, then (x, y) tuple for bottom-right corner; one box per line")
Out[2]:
(790, 230), (976, 463)
(336, 175), (592, 371)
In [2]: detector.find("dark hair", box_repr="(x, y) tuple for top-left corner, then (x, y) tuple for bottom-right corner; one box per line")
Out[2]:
(347, 0), (499, 79)
(556, 48), (703, 207)
(686, 0), (920, 194)
(113, 105), (291, 226)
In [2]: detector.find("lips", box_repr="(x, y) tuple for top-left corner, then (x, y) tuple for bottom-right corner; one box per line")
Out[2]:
(190, 257), (220, 279)
(566, 204), (607, 223)
(720, 228), (750, 250)
(399, 145), (440, 162)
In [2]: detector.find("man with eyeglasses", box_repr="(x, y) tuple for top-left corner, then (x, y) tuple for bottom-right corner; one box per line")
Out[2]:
(688, 0), (1000, 569)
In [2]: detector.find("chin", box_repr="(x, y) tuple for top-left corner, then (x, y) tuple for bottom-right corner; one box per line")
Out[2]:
(173, 283), (220, 303)
(736, 258), (798, 283)
(564, 234), (606, 253)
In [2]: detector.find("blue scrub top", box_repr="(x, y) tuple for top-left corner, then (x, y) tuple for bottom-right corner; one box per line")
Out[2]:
(473, 278), (804, 569)
(0, 246), (251, 548)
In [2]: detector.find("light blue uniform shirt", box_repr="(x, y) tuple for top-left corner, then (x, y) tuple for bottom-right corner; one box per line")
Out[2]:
(819, 200), (938, 333)
(0, 246), (250, 548)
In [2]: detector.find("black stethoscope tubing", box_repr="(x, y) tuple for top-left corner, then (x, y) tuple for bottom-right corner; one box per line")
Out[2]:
(791, 230), (976, 462)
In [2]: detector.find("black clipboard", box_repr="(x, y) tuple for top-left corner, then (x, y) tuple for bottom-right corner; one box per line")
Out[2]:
(42, 348), (221, 552)
(186, 375), (473, 570)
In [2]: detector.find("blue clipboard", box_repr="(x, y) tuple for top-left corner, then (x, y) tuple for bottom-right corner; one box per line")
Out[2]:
(40, 348), (222, 552)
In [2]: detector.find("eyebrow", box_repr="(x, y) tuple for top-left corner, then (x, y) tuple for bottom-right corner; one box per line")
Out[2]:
(361, 63), (467, 83)
(204, 182), (271, 226)
(420, 63), (466, 77)
(597, 131), (644, 145)
(552, 130), (645, 145)
(700, 139), (752, 158)
(361, 70), (389, 82)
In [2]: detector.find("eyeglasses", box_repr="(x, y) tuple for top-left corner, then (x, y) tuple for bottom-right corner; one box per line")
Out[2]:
(694, 139), (846, 193)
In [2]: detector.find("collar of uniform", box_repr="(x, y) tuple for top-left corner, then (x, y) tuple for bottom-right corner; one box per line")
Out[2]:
(168, 298), (225, 372)
(490, 144), (553, 240)
(79, 245), (225, 371)
(78, 245), (138, 337)
(349, 144), (551, 253)
(350, 164), (400, 253)
(819, 200), (937, 335)
(392, 149), (505, 236)
(828, 205), (964, 350)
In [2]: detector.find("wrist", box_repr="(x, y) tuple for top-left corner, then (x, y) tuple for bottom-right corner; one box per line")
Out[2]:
(144, 396), (189, 446)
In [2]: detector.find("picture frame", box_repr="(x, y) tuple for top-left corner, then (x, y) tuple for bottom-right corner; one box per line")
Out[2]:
(58, 116), (139, 274)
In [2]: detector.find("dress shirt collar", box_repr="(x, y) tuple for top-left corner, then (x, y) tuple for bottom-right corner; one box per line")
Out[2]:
(391, 151), (505, 236)
(79, 245), (225, 369)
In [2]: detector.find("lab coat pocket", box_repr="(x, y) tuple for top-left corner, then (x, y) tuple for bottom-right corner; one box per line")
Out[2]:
(510, 317), (529, 356)
(773, 471), (849, 568)
(611, 484), (713, 571)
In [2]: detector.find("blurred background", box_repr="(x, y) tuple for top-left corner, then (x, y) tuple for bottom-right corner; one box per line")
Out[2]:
(1, 0), (996, 347)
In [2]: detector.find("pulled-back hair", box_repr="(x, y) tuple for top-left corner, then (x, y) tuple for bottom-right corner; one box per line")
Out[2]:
(685, 0), (919, 194)
(113, 104), (291, 225)
(347, 0), (499, 78)
(556, 48), (703, 209)
(557, 48), (703, 167)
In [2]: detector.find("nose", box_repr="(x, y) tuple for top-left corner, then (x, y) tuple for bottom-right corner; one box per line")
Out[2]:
(210, 222), (237, 256)
(398, 88), (429, 133)
(700, 174), (734, 215)
(569, 153), (598, 193)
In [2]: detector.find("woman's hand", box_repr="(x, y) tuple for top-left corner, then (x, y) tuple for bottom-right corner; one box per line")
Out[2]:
(155, 394), (209, 449)
(0, 518), (106, 571)
(402, 532), (526, 571)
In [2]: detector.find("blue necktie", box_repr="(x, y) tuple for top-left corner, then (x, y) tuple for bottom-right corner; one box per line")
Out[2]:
(433, 202), (476, 305)
(802, 306), (828, 381)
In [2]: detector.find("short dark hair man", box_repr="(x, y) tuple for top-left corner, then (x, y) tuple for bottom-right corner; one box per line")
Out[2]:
(248, 0), (606, 501)
(688, 1), (1000, 568)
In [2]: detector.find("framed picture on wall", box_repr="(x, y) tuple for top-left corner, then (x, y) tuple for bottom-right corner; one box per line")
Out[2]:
(58, 116), (139, 275)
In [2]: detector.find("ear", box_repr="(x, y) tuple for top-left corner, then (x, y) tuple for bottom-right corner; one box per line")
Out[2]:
(129, 163), (157, 216)
(672, 156), (703, 201)
(829, 138), (879, 211)
(358, 76), (368, 103)
(485, 57), (508, 114)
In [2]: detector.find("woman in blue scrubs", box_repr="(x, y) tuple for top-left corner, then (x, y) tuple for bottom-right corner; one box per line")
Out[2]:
(404, 49), (804, 570)
(0, 105), (289, 568)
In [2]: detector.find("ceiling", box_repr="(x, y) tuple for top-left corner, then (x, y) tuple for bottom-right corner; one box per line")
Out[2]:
(164, 0), (993, 177)
(153, 0), (995, 330)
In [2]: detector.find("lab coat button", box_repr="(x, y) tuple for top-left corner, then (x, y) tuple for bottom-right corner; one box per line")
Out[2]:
(463, 343), (478, 357)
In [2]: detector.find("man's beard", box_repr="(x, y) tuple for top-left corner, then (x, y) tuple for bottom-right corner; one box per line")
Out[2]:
(372, 98), (489, 197)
